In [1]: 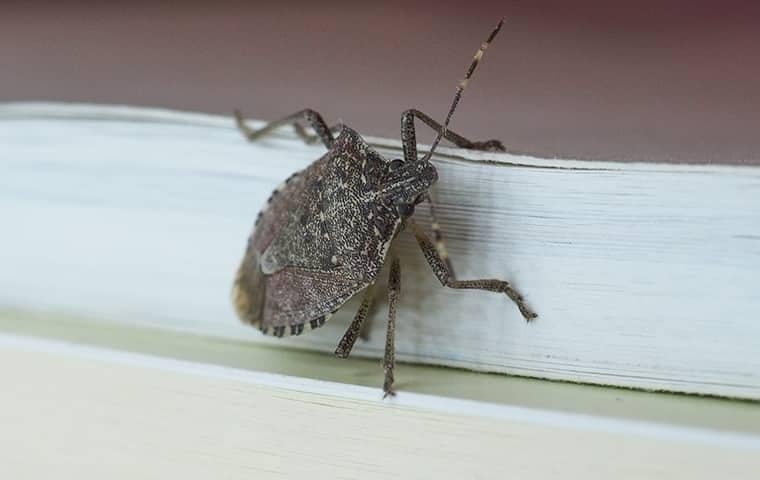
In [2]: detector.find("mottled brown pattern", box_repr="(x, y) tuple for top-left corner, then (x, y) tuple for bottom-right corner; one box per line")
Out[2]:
(263, 266), (362, 327)
(236, 127), (413, 334)
(232, 19), (535, 396)
(251, 172), (306, 253)
(262, 128), (396, 278)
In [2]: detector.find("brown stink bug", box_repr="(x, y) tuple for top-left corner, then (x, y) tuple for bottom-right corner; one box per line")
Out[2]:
(232, 19), (536, 397)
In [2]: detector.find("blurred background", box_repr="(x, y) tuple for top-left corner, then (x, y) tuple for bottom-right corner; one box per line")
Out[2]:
(2, 0), (759, 164)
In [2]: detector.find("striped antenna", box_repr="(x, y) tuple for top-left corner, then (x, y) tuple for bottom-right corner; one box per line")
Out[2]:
(421, 18), (504, 162)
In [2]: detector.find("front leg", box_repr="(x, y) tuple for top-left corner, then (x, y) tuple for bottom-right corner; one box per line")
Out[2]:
(400, 108), (506, 163)
(401, 109), (505, 256)
(410, 221), (537, 322)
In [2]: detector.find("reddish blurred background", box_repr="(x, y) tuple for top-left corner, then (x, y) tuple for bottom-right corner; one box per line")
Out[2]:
(2, 1), (759, 164)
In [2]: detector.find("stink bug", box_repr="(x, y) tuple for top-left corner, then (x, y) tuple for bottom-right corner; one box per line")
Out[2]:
(232, 19), (536, 397)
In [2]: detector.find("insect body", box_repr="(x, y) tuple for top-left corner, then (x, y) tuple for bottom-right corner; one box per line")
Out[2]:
(232, 19), (536, 397)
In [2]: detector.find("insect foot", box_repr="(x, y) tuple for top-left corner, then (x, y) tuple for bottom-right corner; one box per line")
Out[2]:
(470, 139), (507, 152)
(231, 18), (536, 396)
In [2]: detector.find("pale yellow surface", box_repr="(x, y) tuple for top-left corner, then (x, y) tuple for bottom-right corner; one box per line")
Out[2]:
(2, 308), (759, 435)
(1, 347), (757, 480)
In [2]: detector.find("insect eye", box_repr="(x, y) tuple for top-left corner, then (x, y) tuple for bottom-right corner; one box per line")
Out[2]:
(387, 158), (404, 172)
(396, 203), (415, 217)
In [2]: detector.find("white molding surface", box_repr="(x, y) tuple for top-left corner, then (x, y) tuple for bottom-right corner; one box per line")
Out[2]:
(1, 333), (758, 479)
(1, 102), (759, 398)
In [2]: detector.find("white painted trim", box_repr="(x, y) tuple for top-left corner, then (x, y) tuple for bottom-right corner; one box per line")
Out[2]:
(3, 101), (755, 172)
(1, 102), (759, 399)
(1, 332), (757, 451)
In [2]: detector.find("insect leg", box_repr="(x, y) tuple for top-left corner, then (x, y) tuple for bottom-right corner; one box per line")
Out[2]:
(383, 257), (401, 398)
(292, 122), (343, 146)
(410, 221), (537, 322)
(400, 109), (506, 233)
(423, 193), (457, 277)
(358, 309), (374, 341)
(234, 108), (336, 149)
(400, 108), (506, 162)
(334, 285), (375, 359)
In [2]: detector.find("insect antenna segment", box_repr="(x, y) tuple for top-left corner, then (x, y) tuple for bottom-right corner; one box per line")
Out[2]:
(422, 17), (505, 162)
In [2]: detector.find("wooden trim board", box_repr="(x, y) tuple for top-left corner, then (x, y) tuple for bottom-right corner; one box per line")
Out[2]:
(2, 308), (759, 435)
(1, 330), (759, 479)
(1, 102), (759, 400)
